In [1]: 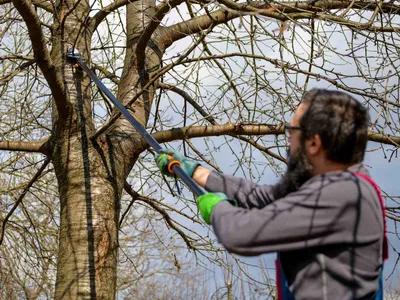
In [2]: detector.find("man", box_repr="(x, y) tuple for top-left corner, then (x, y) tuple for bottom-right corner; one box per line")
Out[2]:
(156, 89), (387, 299)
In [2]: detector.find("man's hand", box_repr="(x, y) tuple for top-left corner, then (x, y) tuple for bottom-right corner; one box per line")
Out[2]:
(156, 148), (200, 177)
(198, 192), (237, 224)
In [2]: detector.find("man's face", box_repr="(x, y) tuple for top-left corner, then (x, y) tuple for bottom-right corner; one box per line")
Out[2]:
(287, 103), (308, 154)
(272, 104), (314, 199)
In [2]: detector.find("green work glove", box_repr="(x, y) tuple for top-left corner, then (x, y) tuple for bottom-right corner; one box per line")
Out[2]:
(156, 148), (200, 177)
(197, 192), (237, 224)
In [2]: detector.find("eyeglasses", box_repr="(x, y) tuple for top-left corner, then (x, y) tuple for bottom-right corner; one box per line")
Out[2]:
(284, 124), (302, 139)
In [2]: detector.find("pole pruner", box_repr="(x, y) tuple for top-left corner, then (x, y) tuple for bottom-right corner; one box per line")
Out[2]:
(66, 49), (205, 197)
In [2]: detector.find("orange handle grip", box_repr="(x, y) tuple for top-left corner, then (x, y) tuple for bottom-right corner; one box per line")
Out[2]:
(167, 154), (181, 173)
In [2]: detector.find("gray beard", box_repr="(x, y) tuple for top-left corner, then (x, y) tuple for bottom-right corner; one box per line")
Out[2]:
(272, 146), (314, 200)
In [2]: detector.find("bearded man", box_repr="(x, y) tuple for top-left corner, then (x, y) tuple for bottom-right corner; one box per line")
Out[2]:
(156, 89), (387, 300)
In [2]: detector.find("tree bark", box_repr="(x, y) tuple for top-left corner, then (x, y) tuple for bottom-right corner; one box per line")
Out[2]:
(50, 0), (166, 298)
(107, 0), (165, 177)
(51, 0), (119, 298)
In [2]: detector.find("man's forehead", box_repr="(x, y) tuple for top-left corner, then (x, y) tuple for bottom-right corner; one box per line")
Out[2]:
(291, 103), (308, 125)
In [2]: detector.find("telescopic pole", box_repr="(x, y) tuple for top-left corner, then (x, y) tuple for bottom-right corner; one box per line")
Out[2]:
(66, 49), (205, 196)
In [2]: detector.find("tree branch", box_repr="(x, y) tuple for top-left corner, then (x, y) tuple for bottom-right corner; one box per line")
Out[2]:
(165, 0), (400, 45)
(140, 124), (400, 151)
(89, 0), (138, 32)
(91, 27), (212, 140)
(136, 0), (186, 70)
(158, 82), (217, 125)
(0, 60), (35, 84)
(0, 54), (34, 62)
(368, 132), (400, 147)
(160, 52), (400, 107)
(0, 0), (54, 12)
(92, 64), (120, 84)
(32, 0), (54, 12)
(151, 123), (283, 143)
(0, 139), (51, 155)
(164, 7), (238, 46)
(11, 0), (68, 120)
(158, 83), (286, 163)
(215, 0), (399, 17)
(123, 181), (195, 250)
(0, 157), (51, 246)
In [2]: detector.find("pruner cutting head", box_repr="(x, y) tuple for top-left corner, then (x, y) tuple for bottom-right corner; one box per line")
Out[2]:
(66, 48), (81, 67)
(66, 48), (80, 58)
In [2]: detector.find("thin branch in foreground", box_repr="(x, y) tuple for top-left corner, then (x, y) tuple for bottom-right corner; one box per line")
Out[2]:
(0, 157), (51, 246)
(123, 181), (195, 250)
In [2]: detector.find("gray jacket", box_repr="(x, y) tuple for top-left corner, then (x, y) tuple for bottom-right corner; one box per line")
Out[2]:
(205, 164), (384, 300)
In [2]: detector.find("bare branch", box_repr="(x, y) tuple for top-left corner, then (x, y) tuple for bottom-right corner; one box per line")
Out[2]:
(32, 0), (54, 12)
(158, 83), (286, 163)
(0, 54), (34, 62)
(215, 0), (400, 17)
(158, 82), (217, 125)
(89, 0), (138, 32)
(11, 0), (68, 119)
(123, 181), (195, 250)
(165, 7), (239, 46)
(146, 124), (400, 150)
(0, 0), (54, 12)
(136, 0), (186, 70)
(0, 157), (51, 246)
(0, 139), (51, 155)
(0, 60), (35, 84)
(184, 138), (223, 172)
(165, 0), (400, 45)
(151, 123), (282, 143)
(92, 27), (212, 140)
(92, 64), (120, 84)
(163, 52), (400, 106)
(368, 132), (400, 147)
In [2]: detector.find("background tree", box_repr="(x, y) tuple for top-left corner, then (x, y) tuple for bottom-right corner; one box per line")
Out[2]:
(0, 0), (399, 298)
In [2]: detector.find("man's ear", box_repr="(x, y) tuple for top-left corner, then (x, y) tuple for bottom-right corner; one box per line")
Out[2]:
(305, 134), (323, 156)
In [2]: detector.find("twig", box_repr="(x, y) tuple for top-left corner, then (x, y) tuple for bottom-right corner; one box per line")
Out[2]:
(123, 181), (195, 250)
(0, 157), (51, 246)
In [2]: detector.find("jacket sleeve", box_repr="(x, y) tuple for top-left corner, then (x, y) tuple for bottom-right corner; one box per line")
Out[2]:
(204, 171), (276, 209)
(210, 174), (383, 256)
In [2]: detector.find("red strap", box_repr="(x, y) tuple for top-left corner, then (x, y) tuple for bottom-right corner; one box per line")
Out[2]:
(353, 172), (388, 261)
(275, 258), (283, 300)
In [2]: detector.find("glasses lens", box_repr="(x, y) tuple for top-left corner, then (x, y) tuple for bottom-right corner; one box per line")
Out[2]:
(285, 126), (291, 139)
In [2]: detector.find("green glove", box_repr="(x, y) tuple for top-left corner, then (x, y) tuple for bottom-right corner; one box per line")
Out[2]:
(156, 148), (200, 177)
(197, 192), (237, 224)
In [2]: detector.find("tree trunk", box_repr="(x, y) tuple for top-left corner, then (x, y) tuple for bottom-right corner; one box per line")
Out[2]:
(51, 0), (165, 298)
(53, 128), (120, 299)
(51, 0), (119, 298)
